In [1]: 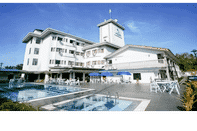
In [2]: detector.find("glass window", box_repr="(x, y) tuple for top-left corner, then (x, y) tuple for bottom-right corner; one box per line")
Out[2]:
(55, 60), (60, 64)
(29, 48), (31, 54)
(36, 38), (41, 44)
(86, 61), (90, 66)
(76, 52), (80, 55)
(49, 60), (51, 64)
(64, 61), (66, 65)
(27, 58), (29, 65)
(34, 48), (39, 55)
(86, 51), (90, 57)
(52, 36), (56, 40)
(32, 59), (38, 65)
(98, 60), (100, 65)
(65, 49), (67, 53)
(101, 60), (105, 65)
(100, 49), (104, 53)
(51, 47), (55, 52)
(76, 42), (80, 46)
(70, 40), (74, 43)
(81, 53), (84, 57)
(108, 60), (112, 64)
(56, 48), (62, 52)
(68, 61), (74, 65)
(58, 37), (63, 41)
(92, 61), (97, 65)
(133, 73), (141, 80)
(69, 50), (75, 54)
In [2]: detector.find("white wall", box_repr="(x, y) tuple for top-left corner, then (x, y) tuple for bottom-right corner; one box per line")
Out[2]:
(110, 48), (162, 64)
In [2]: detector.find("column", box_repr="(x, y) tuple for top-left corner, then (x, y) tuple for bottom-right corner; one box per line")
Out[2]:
(38, 74), (40, 80)
(69, 73), (72, 80)
(21, 73), (25, 79)
(164, 54), (170, 80)
(44, 73), (49, 83)
(73, 72), (75, 79)
(83, 73), (85, 83)
(60, 73), (62, 79)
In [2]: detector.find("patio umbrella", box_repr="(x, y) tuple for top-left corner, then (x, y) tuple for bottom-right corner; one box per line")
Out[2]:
(89, 72), (100, 76)
(89, 72), (101, 83)
(101, 72), (113, 76)
(117, 71), (131, 75)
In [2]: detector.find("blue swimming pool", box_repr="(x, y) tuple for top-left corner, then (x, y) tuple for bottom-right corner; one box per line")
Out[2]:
(0, 84), (84, 102)
(52, 95), (141, 111)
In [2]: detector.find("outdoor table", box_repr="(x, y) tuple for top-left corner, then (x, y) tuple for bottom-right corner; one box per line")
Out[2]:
(156, 81), (180, 95)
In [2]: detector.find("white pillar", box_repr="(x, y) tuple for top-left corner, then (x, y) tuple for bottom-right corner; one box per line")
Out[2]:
(38, 74), (40, 80)
(69, 73), (72, 80)
(73, 72), (75, 79)
(21, 73), (25, 79)
(83, 73), (85, 83)
(164, 54), (170, 80)
(44, 73), (49, 83)
(60, 73), (62, 79)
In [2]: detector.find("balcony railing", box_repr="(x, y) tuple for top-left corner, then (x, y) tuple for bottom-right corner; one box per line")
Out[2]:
(105, 59), (167, 70)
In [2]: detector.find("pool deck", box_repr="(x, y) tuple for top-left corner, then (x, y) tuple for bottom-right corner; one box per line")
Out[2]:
(80, 83), (185, 111)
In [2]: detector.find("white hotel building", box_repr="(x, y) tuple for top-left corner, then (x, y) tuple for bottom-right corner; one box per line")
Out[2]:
(22, 19), (181, 83)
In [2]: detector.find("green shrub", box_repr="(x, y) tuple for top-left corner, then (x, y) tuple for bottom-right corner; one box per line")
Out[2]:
(181, 81), (197, 111)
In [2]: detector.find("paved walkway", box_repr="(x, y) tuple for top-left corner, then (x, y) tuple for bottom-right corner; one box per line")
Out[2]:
(80, 83), (185, 111)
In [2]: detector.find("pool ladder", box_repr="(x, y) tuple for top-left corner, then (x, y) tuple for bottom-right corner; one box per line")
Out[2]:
(115, 92), (119, 105)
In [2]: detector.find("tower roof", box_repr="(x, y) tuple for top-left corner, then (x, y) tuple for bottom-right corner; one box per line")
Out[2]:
(97, 19), (125, 30)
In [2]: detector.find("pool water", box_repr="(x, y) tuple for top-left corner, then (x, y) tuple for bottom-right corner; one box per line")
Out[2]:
(0, 84), (83, 102)
(54, 95), (136, 111)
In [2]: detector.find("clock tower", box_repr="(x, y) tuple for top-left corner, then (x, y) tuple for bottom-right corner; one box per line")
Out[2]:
(97, 19), (125, 47)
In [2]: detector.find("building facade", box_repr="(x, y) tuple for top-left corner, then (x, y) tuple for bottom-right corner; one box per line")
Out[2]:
(21, 18), (181, 83)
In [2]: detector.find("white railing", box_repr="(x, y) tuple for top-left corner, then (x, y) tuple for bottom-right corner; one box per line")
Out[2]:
(105, 59), (167, 70)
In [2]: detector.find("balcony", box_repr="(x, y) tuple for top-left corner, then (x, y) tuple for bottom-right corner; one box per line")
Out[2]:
(105, 59), (167, 70)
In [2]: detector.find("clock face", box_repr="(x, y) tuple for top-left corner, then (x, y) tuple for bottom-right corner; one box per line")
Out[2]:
(114, 28), (122, 38)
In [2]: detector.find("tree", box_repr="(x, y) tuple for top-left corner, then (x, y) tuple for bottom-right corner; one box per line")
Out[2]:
(176, 53), (197, 72)
(15, 64), (23, 70)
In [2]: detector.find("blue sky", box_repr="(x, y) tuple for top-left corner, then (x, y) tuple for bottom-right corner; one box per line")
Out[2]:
(0, 3), (197, 67)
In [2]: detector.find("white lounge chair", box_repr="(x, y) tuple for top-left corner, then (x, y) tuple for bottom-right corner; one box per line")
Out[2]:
(150, 82), (162, 93)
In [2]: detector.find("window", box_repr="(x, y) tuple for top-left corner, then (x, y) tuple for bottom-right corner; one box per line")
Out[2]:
(64, 61), (66, 65)
(86, 51), (90, 57)
(57, 37), (63, 41)
(51, 47), (55, 52)
(34, 48), (39, 55)
(52, 36), (56, 40)
(86, 61), (90, 66)
(49, 60), (51, 64)
(92, 49), (97, 56)
(68, 61), (74, 65)
(52, 60), (54, 64)
(29, 48), (31, 54)
(100, 49), (104, 53)
(76, 42), (80, 46)
(60, 60), (63, 65)
(29, 38), (32, 44)
(101, 60), (105, 65)
(92, 61), (97, 65)
(76, 52), (80, 56)
(32, 59), (38, 65)
(98, 60), (100, 65)
(70, 40), (74, 43)
(69, 50), (75, 54)
(55, 60), (60, 64)
(81, 53), (84, 57)
(133, 73), (141, 80)
(108, 60), (112, 64)
(27, 58), (29, 65)
(65, 49), (67, 53)
(56, 48), (62, 52)
(36, 38), (41, 44)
